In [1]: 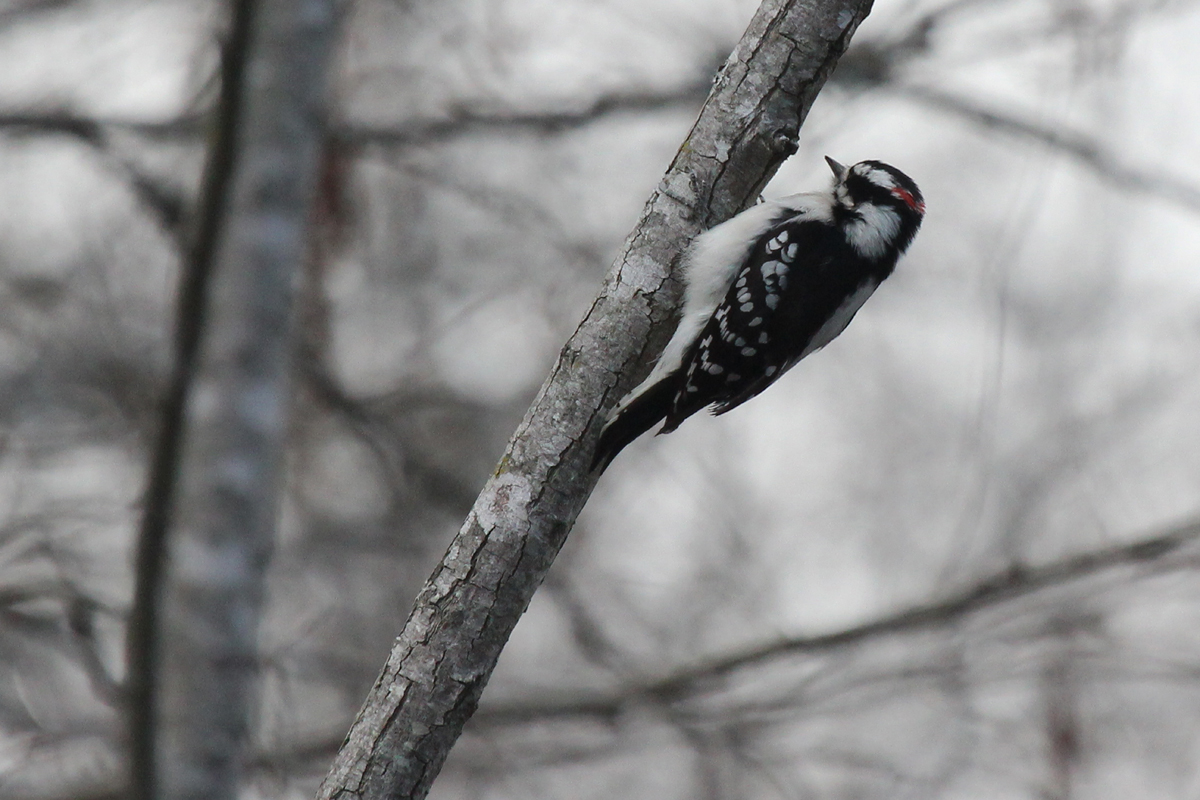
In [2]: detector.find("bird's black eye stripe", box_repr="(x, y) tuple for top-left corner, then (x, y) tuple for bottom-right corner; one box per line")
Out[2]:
(844, 162), (923, 211)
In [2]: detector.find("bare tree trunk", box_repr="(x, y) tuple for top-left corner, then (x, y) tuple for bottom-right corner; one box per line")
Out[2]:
(129, 1), (341, 799)
(126, 4), (255, 797)
(316, 1), (874, 798)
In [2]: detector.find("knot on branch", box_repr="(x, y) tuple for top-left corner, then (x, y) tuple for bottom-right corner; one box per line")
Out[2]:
(770, 128), (799, 155)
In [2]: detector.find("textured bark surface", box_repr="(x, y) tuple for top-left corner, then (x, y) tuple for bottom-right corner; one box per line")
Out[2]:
(150, 2), (340, 799)
(317, 1), (873, 798)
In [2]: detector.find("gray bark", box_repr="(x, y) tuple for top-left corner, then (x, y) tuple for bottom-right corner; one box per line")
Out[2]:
(151, 2), (341, 799)
(316, 1), (873, 798)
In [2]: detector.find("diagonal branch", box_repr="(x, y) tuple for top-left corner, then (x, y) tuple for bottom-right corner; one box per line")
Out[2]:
(316, 1), (877, 798)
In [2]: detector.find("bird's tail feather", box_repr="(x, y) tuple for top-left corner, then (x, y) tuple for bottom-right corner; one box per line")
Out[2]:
(591, 376), (677, 472)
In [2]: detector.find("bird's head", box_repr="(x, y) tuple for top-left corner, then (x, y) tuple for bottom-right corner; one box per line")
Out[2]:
(826, 157), (924, 257)
(826, 157), (925, 219)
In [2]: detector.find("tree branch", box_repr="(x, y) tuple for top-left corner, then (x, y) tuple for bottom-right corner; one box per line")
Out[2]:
(338, 84), (712, 148)
(316, 1), (875, 798)
(899, 85), (1200, 213)
(470, 516), (1200, 725)
(0, 83), (709, 155)
(0, 111), (190, 237)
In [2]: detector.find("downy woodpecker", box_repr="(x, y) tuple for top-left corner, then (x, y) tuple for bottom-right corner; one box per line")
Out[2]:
(593, 157), (924, 470)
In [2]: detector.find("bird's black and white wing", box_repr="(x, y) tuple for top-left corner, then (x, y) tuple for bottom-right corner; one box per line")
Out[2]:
(593, 195), (829, 465)
(662, 212), (880, 429)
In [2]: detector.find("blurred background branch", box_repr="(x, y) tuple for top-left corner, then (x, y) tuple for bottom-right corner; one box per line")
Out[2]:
(472, 516), (1200, 725)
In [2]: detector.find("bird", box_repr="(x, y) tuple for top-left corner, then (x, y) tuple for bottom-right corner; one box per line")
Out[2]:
(592, 156), (924, 471)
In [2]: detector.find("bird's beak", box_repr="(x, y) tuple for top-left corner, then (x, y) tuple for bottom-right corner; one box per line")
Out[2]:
(824, 156), (848, 181)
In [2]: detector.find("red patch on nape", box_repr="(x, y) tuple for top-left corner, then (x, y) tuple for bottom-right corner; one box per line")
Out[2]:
(890, 187), (924, 214)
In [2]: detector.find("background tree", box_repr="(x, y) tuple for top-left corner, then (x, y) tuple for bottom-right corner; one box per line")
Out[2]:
(126, 1), (340, 799)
